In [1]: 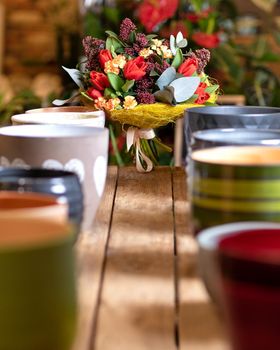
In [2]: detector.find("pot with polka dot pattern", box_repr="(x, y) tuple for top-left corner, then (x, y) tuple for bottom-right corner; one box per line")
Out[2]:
(0, 124), (109, 232)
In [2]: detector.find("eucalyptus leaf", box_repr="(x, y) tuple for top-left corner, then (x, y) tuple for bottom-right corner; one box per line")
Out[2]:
(62, 66), (84, 88)
(177, 39), (188, 48)
(176, 32), (183, 44)
(154, 86), (176, 105)
(122, 80), (135, 92)
(107, 73), (125, 91)
(52, 92), (80, 106)
(169, 77), (200, 103)
(156, 67), (176, 90)
(170, 35), (176, 55)
(171, 49), (183, 69)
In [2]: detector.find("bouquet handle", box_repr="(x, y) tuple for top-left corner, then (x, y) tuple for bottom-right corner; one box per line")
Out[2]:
(126, 127), (156, 173)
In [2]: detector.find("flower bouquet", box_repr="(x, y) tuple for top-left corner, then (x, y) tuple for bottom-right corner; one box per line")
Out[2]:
(54, 18), (219, 172)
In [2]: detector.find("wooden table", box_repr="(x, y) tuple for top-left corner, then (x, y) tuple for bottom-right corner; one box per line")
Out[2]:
(73, 166), (230, 350)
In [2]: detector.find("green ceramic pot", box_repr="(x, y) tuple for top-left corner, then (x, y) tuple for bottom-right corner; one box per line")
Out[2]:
(189, 146), (280, 235)
(0, 219), (77, 350)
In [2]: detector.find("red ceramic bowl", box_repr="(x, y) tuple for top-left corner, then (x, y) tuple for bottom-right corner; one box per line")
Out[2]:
(218, 228), (280, 350)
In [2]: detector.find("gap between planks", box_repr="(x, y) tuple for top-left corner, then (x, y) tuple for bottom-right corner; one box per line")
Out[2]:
(72, 166), (118, 350)
(94, 166), (177, 350)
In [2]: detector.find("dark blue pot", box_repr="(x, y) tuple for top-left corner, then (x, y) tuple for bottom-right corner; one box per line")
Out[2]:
(0, 168), (83, 239)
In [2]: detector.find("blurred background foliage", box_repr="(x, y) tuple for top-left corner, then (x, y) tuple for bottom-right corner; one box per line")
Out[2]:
(81, 0), (280, 107)
(1, 0), (279, 164)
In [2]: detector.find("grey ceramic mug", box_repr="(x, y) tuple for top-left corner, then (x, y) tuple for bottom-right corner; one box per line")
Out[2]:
(0, 125), (109, 232)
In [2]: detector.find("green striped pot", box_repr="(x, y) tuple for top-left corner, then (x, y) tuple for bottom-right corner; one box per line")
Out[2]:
(189, 146), (280, 235)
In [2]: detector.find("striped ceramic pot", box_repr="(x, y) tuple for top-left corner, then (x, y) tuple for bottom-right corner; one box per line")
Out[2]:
(189, 146), (280, 235)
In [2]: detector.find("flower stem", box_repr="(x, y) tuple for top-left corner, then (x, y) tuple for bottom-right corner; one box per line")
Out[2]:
(109, 124), (125, 166)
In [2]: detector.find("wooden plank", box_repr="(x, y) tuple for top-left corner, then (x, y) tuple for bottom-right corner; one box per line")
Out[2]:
(72, 166), (118, 350)
(174, 118), (184, 167)
(95, 166), (177, 350)
(0, 2), (4, 74)
(172, 167), (229, 350)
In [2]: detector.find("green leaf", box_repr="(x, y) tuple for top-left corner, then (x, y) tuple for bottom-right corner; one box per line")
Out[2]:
(106, 37), (123, 51)
(185, 94), (198, 104)
(150, 70), (159, 77)
(205, 85), (219, 94)
(154, 86), (176, 105)
(122, 80), (135, 92)
(154, 137), (172, 153)
(257, 52), (280, 62)
(156, 67), (176, 90)
(204, 102), (218, 106)
(169, 77), (200, 103)
(62, 66), (84, 88)
(171, 49), (183, 69)
(147, 34), (158, 40)
(104, 88), (117, 98)
(105, 30), (120, 39)
(80, 91), (94, 101)
(129, 31), (136, 44)
(107, 73), (125, 91)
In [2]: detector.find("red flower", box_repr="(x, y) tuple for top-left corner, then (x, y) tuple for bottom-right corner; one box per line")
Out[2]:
(138, 0), (179, 32)
(186, 8), (213, 23)
(90, 71), (110, 91)
(178, 57), (198, 77)
(87, 87), (103, 100)
(195, 82), (210, 104)
(192, 32), (220, 49)
(99, 49), (113, 69)
(123, 57), (147, 81)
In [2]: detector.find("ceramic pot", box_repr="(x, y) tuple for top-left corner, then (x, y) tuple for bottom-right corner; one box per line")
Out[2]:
(0, 218), (76, 350)
(218, 227), (280, 350)
(191, 128), (280, 151)
(189, 146), (280, 235)
(0, 124), (109, 232)
(184, 106), (280, 158)
(0, 167), (83, 238)
(12, 110), (105, 128)
(197, 221), (280, 308)
(0, 191), (68, 223)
